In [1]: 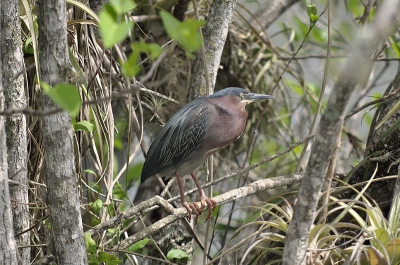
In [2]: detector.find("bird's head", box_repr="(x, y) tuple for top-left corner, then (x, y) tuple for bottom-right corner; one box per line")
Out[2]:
(209, 87), (275, 106)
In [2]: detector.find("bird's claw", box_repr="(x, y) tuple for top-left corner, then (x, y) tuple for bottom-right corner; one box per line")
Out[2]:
(182, 202), (201, 224)
(182, 197), (217, 224)
(201, 196), (217, 222)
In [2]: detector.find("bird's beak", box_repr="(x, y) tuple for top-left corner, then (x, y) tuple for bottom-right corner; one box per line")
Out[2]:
(244, 93), (275, 103)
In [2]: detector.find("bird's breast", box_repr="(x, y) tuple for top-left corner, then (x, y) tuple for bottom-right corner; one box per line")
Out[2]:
(202, 101), (247, 156)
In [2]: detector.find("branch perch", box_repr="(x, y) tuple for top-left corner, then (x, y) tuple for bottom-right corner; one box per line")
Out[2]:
(108, 174), (303, 251)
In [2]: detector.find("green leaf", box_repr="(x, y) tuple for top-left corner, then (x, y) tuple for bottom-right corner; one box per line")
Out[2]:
(388, 37), (400, 57)
(121, 50), (141, 77)
(310, 14), (319, 22)
(24, 37), (34, 54)
(107, 202), (116, 217)
(307, 4), (319, 23)
(99, 4), (134, 48)
(178, 20), (205, 51)
(74, 120), (94, 132)
(160, 10), (205, 52)
(84, 169), (97, 176)
(85, 232), (97, 254)
(126, 162), (144, 184)
(97, 251), (122, 265)
(42, 83), (82, 117)
(160, 10), (180, 39)
(121, 41), (161, 77)
(126, 238), (151, 252)
(167, 249), (190, 260)
(110, 0), (136, 14)
(88, 254), (100, 265)
(374, 228), (390, 246)
(307, 4), (317, 16)
(89, 199), (103, 212)
(113, 182), (128, 199)
(293, 16), (308, 41)
(132, 41), (162, 60)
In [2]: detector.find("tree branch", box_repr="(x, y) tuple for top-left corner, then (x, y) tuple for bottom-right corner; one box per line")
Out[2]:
(107, 174), (303, 251)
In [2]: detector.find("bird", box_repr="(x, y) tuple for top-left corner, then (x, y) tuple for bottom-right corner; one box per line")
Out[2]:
(141, 87), (274, 222)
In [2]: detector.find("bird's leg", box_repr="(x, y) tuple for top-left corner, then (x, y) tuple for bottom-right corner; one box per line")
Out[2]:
(176, 173), (200, 222)
(190, 172), (217, 222)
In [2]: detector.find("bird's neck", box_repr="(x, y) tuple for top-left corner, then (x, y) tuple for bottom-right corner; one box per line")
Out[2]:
(209, 96), (247, 118)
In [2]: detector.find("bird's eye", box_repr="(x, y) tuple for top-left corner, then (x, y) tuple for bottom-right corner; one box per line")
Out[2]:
(240, 93), (245, 99)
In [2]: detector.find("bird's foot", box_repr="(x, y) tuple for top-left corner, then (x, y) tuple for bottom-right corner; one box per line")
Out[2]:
(181, 197), (217, 223)
(200, 196), (217, 222)
(182, 202), (202, 224)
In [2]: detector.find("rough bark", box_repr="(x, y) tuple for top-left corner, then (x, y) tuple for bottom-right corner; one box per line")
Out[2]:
(1, 0), (30, 263)
(188, 0), (238, 99)
(0, 3), (19, 261)
(37, 0), (88, 264)
(282, 0), (400, 264)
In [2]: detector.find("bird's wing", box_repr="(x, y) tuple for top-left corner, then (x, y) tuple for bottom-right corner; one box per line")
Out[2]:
(141, 100), (210, 181)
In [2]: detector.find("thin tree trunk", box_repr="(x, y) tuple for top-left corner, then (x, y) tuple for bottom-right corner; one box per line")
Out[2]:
(1, 0), (30, 263)
(0, 2), (19, 261)
(188, 0), (238, 99)
(37, 0), (87, 264)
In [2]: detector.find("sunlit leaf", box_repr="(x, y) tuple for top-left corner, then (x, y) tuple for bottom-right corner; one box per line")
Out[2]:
(99, 4), (134, 48)
(160, 10), (205, 52)
(85, 232), (97, 254)
(126, 238), (151, 252)
(89, 199), (103, 212)
(42, 83), (82, 117)
(97, 251), (122, 265)
(74, 120), (94, 132)
(167, 249), (190, 260)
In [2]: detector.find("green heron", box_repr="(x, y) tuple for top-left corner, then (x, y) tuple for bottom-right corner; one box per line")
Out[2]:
(141, 87), (274, 222)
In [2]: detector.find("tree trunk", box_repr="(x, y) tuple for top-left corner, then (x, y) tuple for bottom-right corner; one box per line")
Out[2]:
(37, 0), (87, 264)
(188, 0), (238, 99)
(0, 2), (19, 261)
(1, 0), (30, 263)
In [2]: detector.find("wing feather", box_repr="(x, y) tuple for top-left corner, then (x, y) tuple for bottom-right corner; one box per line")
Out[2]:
(141, 99), (210, 182)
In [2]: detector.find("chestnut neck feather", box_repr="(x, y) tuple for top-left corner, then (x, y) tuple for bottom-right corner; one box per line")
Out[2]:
(204, 96), (248, 154)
